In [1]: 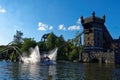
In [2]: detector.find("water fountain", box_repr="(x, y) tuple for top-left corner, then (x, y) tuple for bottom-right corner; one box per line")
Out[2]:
(41, 48), (58, 65)
(21, 45), (58, 65)
(21, 45), (40, 63)
(48, 48), (58, 61)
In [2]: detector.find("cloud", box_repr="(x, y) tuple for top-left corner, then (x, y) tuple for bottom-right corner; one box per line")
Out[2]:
(38, 17), (82, 31)
(58, 24), (66, 30)
(38, 22), (53, 31)
(49, 26), (53, 30)
(68, 25), (80, 31)
(0, 7), (6, 13)
(58, 18), (82, 31)
(58, 24), (81, 31)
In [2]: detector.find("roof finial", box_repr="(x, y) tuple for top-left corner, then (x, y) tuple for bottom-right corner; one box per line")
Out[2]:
(80, 16), (84, 23)
(102, 15), (106, 22)
(92, 11), (95, 17)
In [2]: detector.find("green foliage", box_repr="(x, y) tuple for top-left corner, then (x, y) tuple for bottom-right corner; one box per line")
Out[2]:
(0, 31), (83, 62)
(43, 32), (67, 60)
(10, 43), (22, 49)
(68, 48), (78, 61)
(37, 41), (46, 49)
(10, 52), (13, 61)
(58, 48), (67, 60)
(0, 45), (6, 51)
(45, 32), (56, 50)
(21, 38), (37, 55)
(55, 35), (66, 59)
(10, 52), (16, 61)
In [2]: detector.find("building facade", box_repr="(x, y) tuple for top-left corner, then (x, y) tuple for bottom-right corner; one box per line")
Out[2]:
(81, 12), (114, 52)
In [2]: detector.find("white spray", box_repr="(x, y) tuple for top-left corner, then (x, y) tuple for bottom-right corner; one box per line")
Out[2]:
(21, 45), (40, 63)
(21, 45), (58, 64)
(47, 48), (58, 61)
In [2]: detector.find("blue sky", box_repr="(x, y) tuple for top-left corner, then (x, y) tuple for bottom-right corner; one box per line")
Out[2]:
(0, 0), (120, 45)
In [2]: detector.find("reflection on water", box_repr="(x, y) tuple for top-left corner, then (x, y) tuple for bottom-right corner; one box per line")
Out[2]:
(20, 63), (41, 79)
(85, 63), (114, 80)
(48, 65), (57, 80)
(57, 62), (85, 80)
(0, 61), (120, 80)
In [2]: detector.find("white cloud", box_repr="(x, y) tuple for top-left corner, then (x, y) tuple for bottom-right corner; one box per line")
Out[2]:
(0, 7), (6, 13)
(38, 18), (82, 31)
(49, 26), (53, 30)
(38, 22), (53, 31)
(58, 24), (66, 30)
(68, 25), (80, 31)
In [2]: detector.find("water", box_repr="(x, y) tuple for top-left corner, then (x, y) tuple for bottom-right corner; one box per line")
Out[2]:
(0, 61), (120, 80)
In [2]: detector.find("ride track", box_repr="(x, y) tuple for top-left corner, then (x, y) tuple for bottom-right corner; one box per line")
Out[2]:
(0, 45), (23, 62)
(0, 31), (84, 62)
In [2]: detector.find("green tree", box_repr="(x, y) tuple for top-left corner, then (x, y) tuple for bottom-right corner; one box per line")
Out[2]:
(56, 35), (67, 60)
(13, 30), (23, 44)
(68, 48), (78, 61)
(21, 38), (37, 55)
(37, 41), (46, 49)
(8, 30), (23, 49)
(45, 32), (56, 50)
(55, 35), (65, 46)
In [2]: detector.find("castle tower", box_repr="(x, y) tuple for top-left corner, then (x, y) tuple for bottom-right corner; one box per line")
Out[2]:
(81, 12), (113, 52)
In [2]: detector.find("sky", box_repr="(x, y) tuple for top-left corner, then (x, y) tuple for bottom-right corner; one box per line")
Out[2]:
(0, 0), (120, 45)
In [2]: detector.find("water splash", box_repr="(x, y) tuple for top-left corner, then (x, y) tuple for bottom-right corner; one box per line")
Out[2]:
(21, 45), (40, 63)
(21, 45), (58, 64)
(47, 48), (58, 61)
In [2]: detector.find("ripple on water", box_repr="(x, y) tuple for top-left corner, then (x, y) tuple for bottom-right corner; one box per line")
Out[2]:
(0, 61), (120, 80)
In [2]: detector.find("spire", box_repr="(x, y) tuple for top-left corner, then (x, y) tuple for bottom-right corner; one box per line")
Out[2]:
(92, 11), (95, 18)
(80, 16), (84, 23)
(102, 15), (106, 23)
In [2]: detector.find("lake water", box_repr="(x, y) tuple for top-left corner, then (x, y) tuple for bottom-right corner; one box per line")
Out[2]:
(0, 61), (120, 80)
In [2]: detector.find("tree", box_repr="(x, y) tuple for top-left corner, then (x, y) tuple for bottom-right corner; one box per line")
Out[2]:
(21, 38), (37, 55)
(68, 48), (78, 61)
(8, 30), (23, 48)
(37, 41), (46, 49)
(56, 35), (65, 47)
(13, 30), (23, 44)
(45, 32), (56, 50)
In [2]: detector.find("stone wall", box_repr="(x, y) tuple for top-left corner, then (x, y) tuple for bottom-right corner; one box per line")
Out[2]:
(115, 52), (120, 64)
(82, 52), (118, 63)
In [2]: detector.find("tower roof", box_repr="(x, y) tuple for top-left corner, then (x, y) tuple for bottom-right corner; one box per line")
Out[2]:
(81, 12), (105, 24)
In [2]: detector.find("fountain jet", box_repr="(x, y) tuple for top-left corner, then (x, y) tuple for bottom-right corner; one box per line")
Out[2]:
(21, 45), (40, 63)
(21, 45), (58, 65)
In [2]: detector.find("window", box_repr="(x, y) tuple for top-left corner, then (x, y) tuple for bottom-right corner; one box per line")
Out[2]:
(97, 32), (99, 35)
(87, 42), (90, 46)
(88, 37), (90, 40)
(97, 37), (100, 40)
(98, 42), (99, 46)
